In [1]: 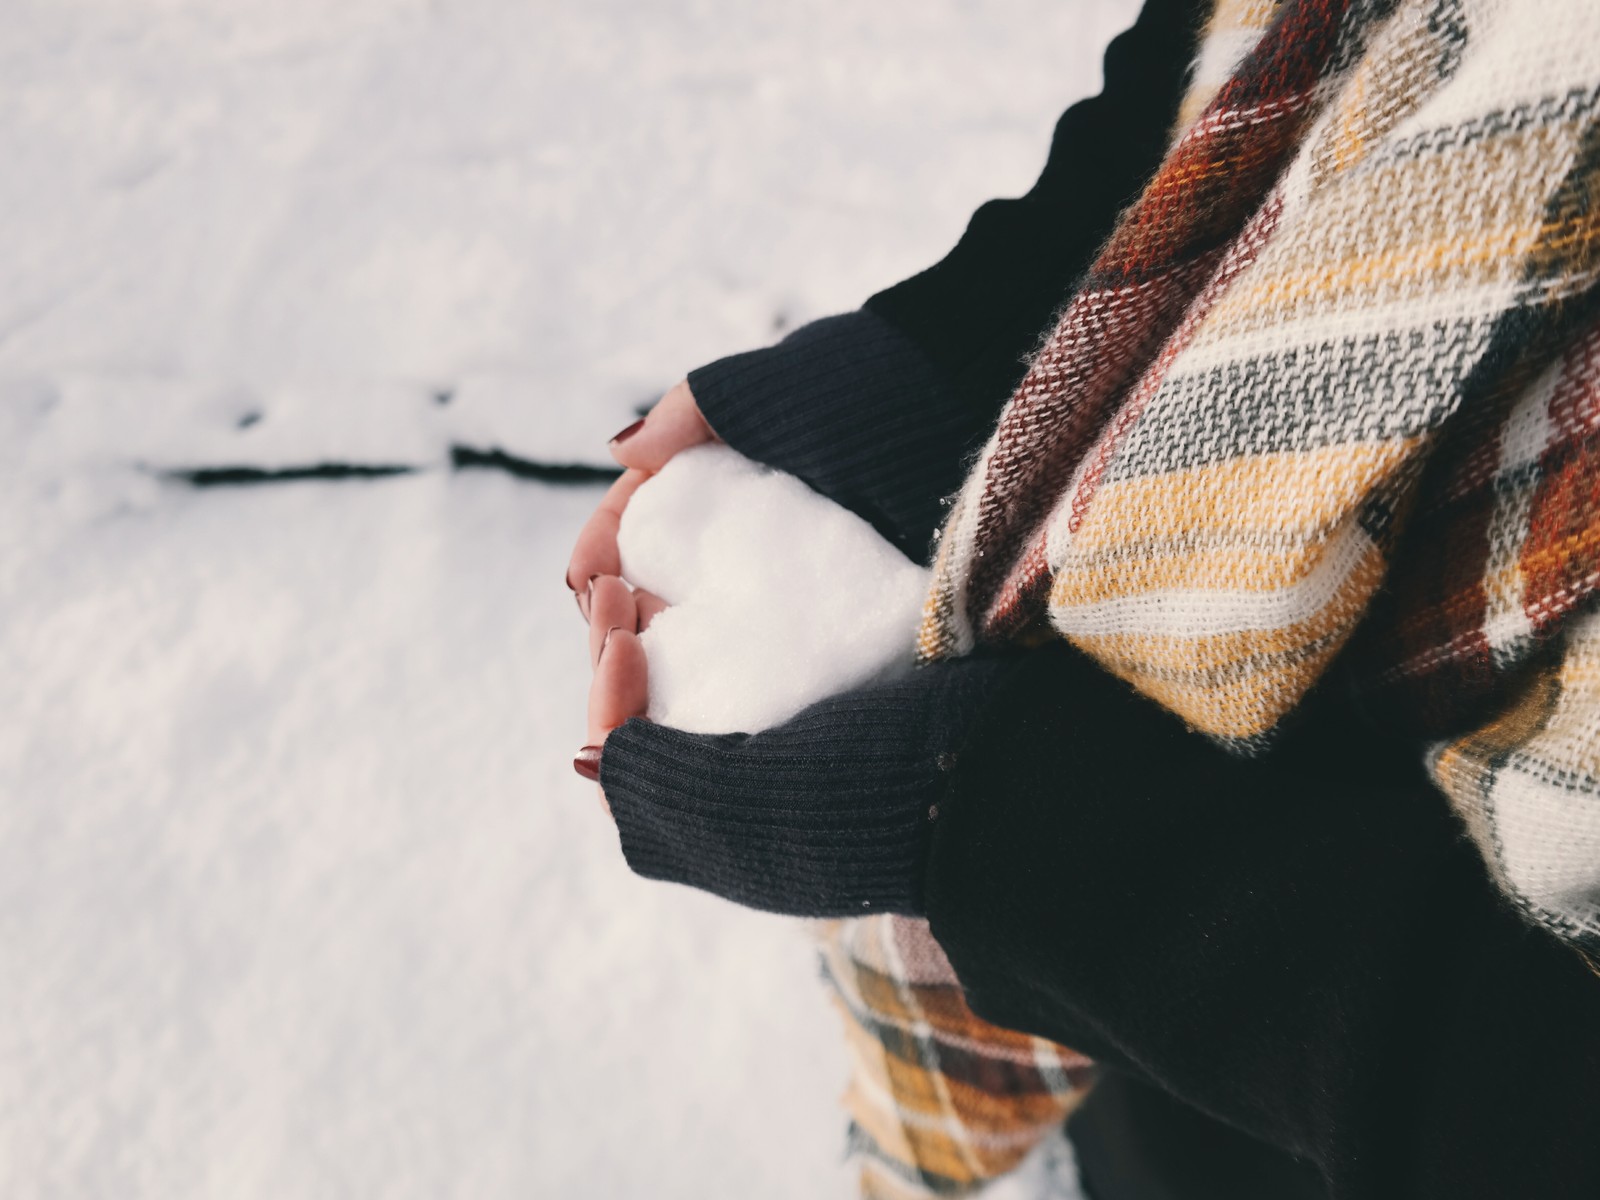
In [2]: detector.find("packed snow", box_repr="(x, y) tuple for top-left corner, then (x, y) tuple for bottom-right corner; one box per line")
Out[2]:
(618, 445), (929, 734)
(0, 0), (1139, 1196)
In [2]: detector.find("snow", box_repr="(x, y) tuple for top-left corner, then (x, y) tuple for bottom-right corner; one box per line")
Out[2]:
(618, 445), (929, 734)
(0, 0), (1139, 1196)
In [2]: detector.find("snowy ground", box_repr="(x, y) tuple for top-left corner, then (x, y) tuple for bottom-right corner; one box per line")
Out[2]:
(0, 1), (1139, 1196)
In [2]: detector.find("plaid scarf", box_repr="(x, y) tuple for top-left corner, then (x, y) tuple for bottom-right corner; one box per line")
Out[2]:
(822, 0), (1600, 1193)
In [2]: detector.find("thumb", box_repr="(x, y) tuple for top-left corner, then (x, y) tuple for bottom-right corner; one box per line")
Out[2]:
(577, 627), (650, 815)
(609, 380), (716, 471)
(587, 627), (649, 748)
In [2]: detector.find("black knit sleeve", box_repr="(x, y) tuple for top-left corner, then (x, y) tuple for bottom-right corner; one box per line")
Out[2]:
(921, 647), (1600, 1200)
(687, 0), (1205, 560)
(599, 653), (1016, 918)
(688, 310), (973, 561)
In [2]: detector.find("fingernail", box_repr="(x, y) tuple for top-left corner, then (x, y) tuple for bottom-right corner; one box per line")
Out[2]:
(600, 625), (623, 658)
(576, 574), (599, 623)
(573, 746), (602, 782)
(609, 418), (645, 445)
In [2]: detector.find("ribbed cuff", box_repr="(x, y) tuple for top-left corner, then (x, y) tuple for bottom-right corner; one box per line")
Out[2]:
(600, 655), (1016, 918)
(687, 310), (987, 562)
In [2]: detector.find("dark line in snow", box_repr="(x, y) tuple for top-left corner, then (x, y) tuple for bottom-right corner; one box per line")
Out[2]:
(162, 448), (621, 489)
(166, 463), (417, 486)
(449, 445), (621, 484)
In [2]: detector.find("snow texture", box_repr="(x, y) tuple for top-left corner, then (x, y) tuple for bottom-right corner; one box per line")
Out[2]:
(619, 445), (929, 734)
(0, 0), (1140, 1196)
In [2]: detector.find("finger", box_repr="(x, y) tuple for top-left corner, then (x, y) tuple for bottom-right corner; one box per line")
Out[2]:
(588, 576), (639, 665)
(609, 380), (716, 471)
(634, 588), (669, 631)
(566, 468), (651, 611)
(588, 628), (649, 746)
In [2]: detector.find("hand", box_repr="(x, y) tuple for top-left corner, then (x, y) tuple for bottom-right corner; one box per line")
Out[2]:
(569, 382), (708, 808)
(565, 380), (716, 621)
(573, 575), (662, 814)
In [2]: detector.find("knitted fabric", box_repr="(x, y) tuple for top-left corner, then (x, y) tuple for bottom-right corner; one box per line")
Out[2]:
(823, 0), (1600, 1193)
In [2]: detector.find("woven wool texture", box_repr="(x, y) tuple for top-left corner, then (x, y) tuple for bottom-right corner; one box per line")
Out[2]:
(822, 0), (1600, 1194)
(816, 916), (1095, 1200)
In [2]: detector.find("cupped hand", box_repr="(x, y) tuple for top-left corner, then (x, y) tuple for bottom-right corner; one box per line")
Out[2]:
(565, 380), (715, 620)
(569, 382), (704, 809)
(576, 575), (668, 812)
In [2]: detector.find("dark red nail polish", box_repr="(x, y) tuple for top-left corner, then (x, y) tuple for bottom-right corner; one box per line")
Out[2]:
(609, 418), (645, 445)
(573, 746), (602, 782)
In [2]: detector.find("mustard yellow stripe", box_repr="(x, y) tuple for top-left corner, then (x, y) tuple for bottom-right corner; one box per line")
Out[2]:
(1429, 661), (1564, 855)
(1080, 443), (1412, 540)
(1198, 120), (1579, 336)
(1066, 540), (1383, 672)
(1581, 949), (1600, 985)
(1209, 0), (1277, 33)
(1062, 542), (1386, 738)
(1521, 524), (1600, 583)
(1101, 646), (1339, 740)
(898, 1120), (980, 1186)
(1331, 53), (1369, 174)
(1056, 538), (1343, 598)
(1208, 221), (1539, 327)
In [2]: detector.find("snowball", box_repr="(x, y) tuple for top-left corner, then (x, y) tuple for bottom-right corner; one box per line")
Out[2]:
(616, 445), (930, 734)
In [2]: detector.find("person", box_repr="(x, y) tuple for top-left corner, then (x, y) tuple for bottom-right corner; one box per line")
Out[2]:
(566, 0), (1600, 1196)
